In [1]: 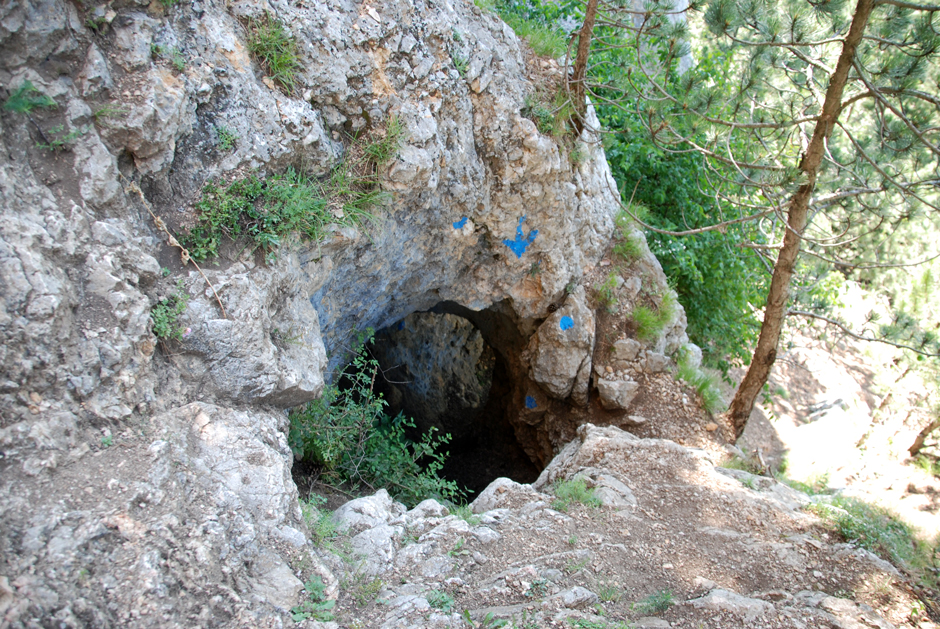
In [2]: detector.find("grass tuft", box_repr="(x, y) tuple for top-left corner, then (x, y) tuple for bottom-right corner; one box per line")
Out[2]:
(809, 497), (939, 593)
(676, 354), (725, 414)
(632, 589), (675, 614)
(551, 477), (602, 512)
(3, 81), (56, 114)
(631, 291), (676, 342)
(246, 12), (302, 94)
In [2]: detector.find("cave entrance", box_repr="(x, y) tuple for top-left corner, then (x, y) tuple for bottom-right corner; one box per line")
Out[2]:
(371, 304), (541, 499)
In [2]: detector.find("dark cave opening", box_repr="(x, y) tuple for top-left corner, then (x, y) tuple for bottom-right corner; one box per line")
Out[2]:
(371, 303), (542, 499)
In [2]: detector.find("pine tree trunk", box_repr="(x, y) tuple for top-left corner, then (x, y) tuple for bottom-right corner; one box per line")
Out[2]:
(570, 0), (599, 134)
(728, 0), (875, 440)
(909, 418), (940, 457)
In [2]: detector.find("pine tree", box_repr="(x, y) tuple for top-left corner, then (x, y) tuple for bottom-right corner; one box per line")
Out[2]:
(569, 0), (940, 438)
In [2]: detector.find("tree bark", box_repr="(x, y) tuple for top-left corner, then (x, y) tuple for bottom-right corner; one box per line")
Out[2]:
(728, 0), (875, 440)
(909, 418), (940, 457)
(570, 0), (599, 134)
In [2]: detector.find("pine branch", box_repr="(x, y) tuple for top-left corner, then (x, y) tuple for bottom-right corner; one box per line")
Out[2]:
(788, 309), (940, 357)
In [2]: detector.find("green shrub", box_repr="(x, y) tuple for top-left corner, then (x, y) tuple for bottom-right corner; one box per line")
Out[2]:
(288, 341), (463, 508)
(499, 13), (567, 58)
(246, 12), (302, 93)
(632, 589), (674, 614)
(551, 478), (601, 512)
(522, 90), (574, 139)
(676, 353), (725, 414)
(3, 81), (56, 114)
(300, 495), (338, 547)
(182, 159), (385, 262)
(810, 497), (939, 592)
(594, 272), (619, 312)
(151, 281), (190, 340)
(291, 577), (335, 622)
(35, 124), (87, 151)
(215, 125), (238, 151)
(427, 589), (455, 612)
(631, 292), (676, 342)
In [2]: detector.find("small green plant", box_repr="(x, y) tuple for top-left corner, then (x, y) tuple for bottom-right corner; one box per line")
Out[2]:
(85, 16), (107, 32)
(362, 115), (405, 165)
(632, 589), (675, 614)
(529, 259), (541, 277)
(463, 610), (508, 628)
(291, 577), (335, 622)
(150, 280), (190, 341)
(300, 495), (338, 547)
(594, 273), (619, 313)
(101, 435), (113, 448)
(913, 454), (940, 477)
(288, 338), (463, 507)
(151, 44), (186, 71)
(565, 556), (590, 574)
(427, 589), (455, 612)
(500, 15), (566, 58)
(524, 578), (548, 598)
(350, 574), (384, 607)
(448, 538), (467, 557)
(630, 292), (676, 342)
(565, 281), (578, 295)
(809, 497), (939, 592)
(452, 504), (481, 526)
(552, 478), (601, 512)
(778, 471), (830, 496)
(452, 29), (464, 42)
(719, 453), (764, 475)
(612, 233), (643, 263)
(676, 353), (725, 414)
(93, 104), (127, 125)
(566, 535), (578, 546)
(159, 0), (179, 8)
(598, 583), (622, 603)
(452, 51), (469, 76)
(522, 90), (573, 138)
(35, 124), (88, 151)
(3, 80), (56, 114)
(246, 12), (302, 93)
(215, 125), (239, 151)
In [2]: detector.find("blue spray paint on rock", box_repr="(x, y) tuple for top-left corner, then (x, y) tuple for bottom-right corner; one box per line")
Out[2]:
(453, 216), (468, 229)
(525, 395), (538, 409)
(503, 216), (538, 258)
(559, 315), (574, 330)
(397, 321), (405, 331)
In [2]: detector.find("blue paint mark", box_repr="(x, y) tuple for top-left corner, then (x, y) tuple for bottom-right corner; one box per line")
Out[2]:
(453, 216), (468, 229)
(502, 216), (538, 258)
(559, 315), (574, 331)
(397, 321), (405, 331)
(525, 395), (538, 409)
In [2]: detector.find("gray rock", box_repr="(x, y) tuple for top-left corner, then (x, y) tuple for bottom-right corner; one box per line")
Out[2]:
(612, 338), (643, 361)
(524, 286), (596, 400)
(641, 351), (670, 373)
(555, 586), (599, 609)
(597, 378), (640, 410)
(689, 589), (775, 621)
(334, 489), (405, 535)
(471, 478), (541, 514)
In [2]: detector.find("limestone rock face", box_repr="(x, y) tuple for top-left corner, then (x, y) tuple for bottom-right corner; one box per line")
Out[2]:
(596, 377), (641, 410)
(0, 0), (687, 622)
(523, 286), (596, 401)
(370, 312), (493, 441)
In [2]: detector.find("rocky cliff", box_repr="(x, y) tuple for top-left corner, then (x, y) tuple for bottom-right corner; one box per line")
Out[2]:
(0, 0), (698, 624)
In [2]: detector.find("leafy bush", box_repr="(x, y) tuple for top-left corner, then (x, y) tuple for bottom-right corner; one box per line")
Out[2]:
(427, 589), (455, 612)
(246, 12), (302, 93)
(630, 291), (676, 342)
(289, 341), (463, 508)
(632, 589), (674, 614)
(676, 351), (725, 414)
(300, 495), (338, 547)
(594, 272), (619, 312)
(551, 477), (601, 512)
(291, 577), (335, 622)
(151, 281), (190, 340)
(3, 81), (56, 114)
(810, 497), (939, 592)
